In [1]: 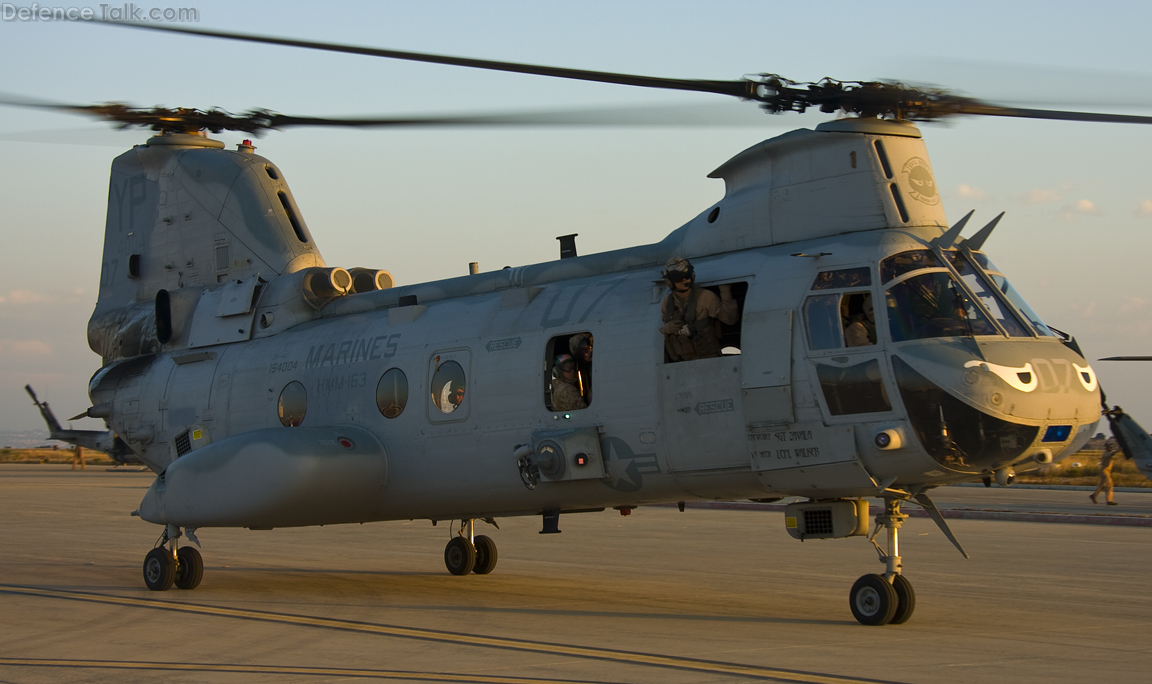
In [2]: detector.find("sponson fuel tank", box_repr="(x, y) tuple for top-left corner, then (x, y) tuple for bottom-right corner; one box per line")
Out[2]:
(136, 425), (387, 528)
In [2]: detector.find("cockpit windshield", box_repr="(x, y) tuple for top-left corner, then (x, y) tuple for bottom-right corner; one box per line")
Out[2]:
(886, 271), (996, 341)
(971, 253), (1055, 337)
(882, 248), (1055, 341)
(943, 252), (1031, 337)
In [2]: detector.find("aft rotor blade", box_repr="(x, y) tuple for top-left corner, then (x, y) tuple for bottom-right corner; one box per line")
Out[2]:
(92, 21), (754, 100)
(1099, 356), (1152, 361)
(268, 104), (782, 129)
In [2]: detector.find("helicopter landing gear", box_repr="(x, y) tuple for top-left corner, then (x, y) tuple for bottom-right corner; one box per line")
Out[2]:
(473, 534), (498, 575)
(850, 497), (915, 626)
(444, 519), (499, 575)
(144, 524), (203, 591)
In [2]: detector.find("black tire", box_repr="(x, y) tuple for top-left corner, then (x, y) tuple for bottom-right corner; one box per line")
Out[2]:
(849, 574), (897, 626)
(174, 546), (204, 590)
(444, 536), (476, 576)
(472, 535), (498, 575)
(143, 547), (175, 591)
(889, 574), (916, 625)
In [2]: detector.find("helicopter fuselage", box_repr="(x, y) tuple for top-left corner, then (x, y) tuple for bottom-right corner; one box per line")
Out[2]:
(94, 226), (1099, 529)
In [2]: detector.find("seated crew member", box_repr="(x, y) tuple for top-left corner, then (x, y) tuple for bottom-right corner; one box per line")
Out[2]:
(550, 354), (586, 411)
(659, 257), (738, 362)
(844, 294), (877, 347)
(438, 381), (465, 413)
(568, 332), (593, 404)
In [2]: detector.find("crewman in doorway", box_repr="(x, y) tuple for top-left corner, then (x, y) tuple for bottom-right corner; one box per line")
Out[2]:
(550, 354), (586, 411)
(568, 332), (593, 404)
(659, 257), (737, 362)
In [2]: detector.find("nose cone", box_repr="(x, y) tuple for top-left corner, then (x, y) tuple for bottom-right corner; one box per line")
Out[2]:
(892, 338), (1100, 473)
(895, 339), (1100, 423)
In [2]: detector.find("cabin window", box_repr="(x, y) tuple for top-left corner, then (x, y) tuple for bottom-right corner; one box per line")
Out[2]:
(815, 359), (892, 416)
(376, 368), (408, 418)
(661, 281), (747, 363)
(545, 332), (592, 412)
(431, 360), (466, 414)
(277, 381), (307, 427)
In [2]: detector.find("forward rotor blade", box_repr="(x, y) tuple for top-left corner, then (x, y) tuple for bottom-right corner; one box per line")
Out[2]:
(1099, 356), (1152, 361)
(955, 101), (1152, 125)
(92, 21), (754, 100)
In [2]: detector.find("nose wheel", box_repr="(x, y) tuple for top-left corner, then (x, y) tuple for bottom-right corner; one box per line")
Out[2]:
(850, 497), (916, 625)
(444, 519), (499, 575)
(143, 524), (203, 591)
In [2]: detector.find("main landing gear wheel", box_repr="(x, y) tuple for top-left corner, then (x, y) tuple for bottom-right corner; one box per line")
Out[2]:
(472, 534), (498, 575)
(174, 546), (204, 590)
(889, 574), (916, 624)
(850, 574), (897, 626)
(444, 536), (476, 575)
(143, 547), (175, 591)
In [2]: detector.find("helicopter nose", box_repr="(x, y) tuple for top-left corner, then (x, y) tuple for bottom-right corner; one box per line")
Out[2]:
(890, 340), (1100, 472)
(894, 340), (1100, 422)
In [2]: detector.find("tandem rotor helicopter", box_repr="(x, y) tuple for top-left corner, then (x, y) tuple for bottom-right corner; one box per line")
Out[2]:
(9, 20), (1152, 627)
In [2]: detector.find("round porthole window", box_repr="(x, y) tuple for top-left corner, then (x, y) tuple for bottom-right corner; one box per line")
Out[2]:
(376, 368), (408, 418)
(431, 360), (466, 414)
(277, 381), (307, 427)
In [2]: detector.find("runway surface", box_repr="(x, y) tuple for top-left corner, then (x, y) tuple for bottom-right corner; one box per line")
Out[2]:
(1, 465), (1149, 684)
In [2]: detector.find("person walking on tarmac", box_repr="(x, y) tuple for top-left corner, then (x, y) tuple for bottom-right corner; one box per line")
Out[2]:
(1091, 437), (1121, 505)
(659, 257), (738, 362)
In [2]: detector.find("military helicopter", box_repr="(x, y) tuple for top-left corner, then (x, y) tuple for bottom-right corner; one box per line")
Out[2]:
(24, 384), (140, 465)
(9, 20), (1152, 627)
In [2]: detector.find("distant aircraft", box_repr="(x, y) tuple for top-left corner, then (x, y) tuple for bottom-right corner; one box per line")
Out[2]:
(24, 385), (140, 465)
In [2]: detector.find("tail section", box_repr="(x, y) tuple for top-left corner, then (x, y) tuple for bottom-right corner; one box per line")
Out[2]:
(88, 132), (325, 363)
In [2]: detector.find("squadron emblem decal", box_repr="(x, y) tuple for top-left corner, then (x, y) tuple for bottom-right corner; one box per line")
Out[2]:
(901, 157), (939, 205)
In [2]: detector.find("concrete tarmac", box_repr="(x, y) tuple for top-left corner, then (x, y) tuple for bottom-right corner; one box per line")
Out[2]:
(1, 464), (1150, 684)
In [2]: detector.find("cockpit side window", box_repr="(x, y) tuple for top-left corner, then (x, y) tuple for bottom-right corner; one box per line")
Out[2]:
(886, 271), (996, 342)
(804, 294), (844, 350)
(804, 291), (876, 350)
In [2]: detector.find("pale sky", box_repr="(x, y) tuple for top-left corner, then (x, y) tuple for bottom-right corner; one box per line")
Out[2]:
(1, 0), (1151, 432)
